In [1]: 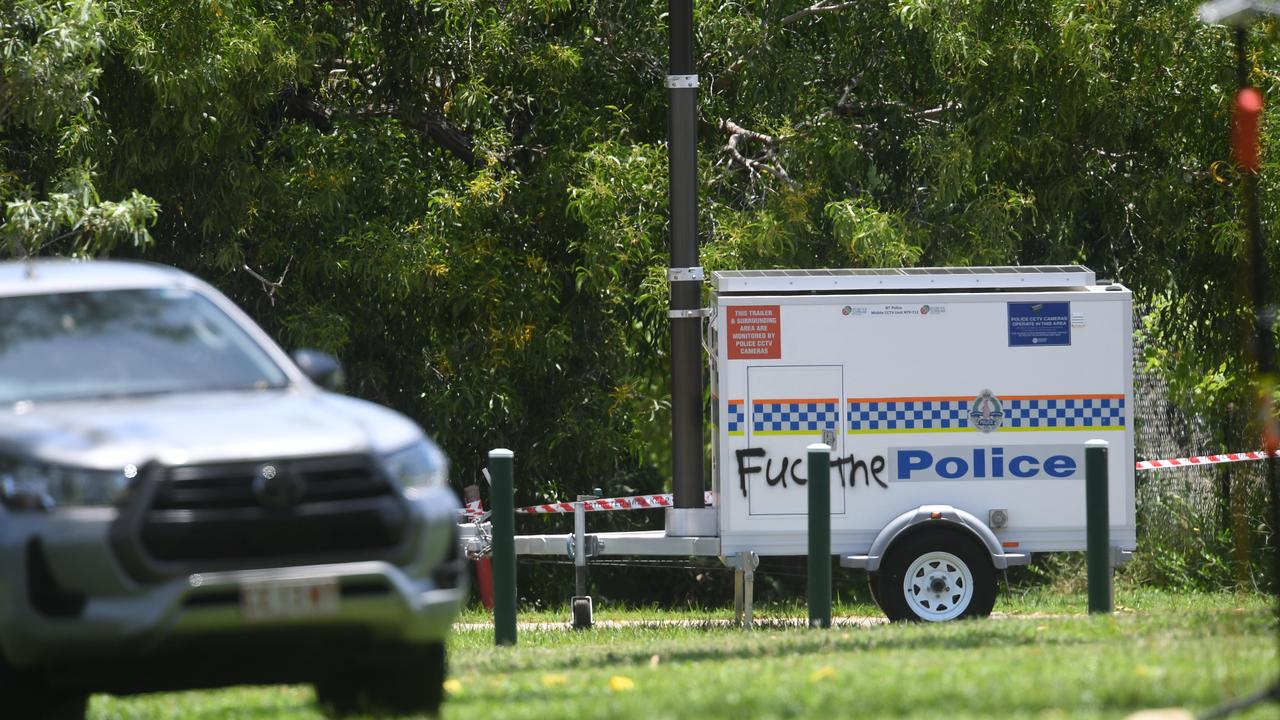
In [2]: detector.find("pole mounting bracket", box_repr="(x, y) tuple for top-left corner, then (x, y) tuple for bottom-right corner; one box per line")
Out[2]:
(668, 308), (710, 319)
(667, 266), (705, 282)
(666, 74), (699, 89)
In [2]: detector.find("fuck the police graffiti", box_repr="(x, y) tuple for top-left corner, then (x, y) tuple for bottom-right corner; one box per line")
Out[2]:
(733, 445), (1083, 496)
(734, 448), (887, 497)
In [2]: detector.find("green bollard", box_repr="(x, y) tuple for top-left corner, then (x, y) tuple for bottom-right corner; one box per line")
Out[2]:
(1085, 439), (1112, 614)
(489, 448), (517, 645)
(807, 443), (832, 628)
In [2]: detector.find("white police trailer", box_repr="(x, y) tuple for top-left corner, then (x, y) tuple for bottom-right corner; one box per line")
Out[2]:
(503, 265), (1134, 623)
(710, 265), (1134, 621)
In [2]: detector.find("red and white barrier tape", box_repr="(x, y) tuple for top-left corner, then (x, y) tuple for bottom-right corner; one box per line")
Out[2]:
(516, 490), (715, 515)
(458, 450), (1278, 520)
(460, 499), (484, 520)
(458, 491), (713, 520)
(1134, 450), (1278, 471)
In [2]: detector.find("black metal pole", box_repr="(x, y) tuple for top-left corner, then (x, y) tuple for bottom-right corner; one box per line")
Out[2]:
(1235, 25), (1280, 701)
(1190, 14), (1278, 717)
(667, 0), (704, 509)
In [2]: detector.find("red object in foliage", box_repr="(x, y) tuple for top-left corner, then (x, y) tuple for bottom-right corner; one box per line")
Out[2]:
(1234, 87), (1264, 173)
(475, 557), (495, 611)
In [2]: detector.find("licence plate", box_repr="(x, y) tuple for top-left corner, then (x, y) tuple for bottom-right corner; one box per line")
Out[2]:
(240, 578), (340, 621)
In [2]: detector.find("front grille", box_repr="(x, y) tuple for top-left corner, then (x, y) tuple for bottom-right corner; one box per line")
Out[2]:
(151, 455), (390, 510)
(137, 455), (409, 566)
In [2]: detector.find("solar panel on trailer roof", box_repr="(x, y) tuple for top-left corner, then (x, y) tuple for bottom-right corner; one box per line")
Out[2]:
(711, 266), (1098, 293)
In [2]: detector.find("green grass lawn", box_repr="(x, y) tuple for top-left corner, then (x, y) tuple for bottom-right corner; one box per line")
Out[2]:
(90, 588), (1276, 719)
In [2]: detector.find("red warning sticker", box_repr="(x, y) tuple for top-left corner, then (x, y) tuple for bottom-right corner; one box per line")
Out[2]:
(728, 305), (781, 360)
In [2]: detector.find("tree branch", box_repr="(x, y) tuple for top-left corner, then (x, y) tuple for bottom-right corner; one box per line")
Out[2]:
(279, 87), (478, 168)
(781, 1), (861, 26)
(722, 119), (777, 146)
(719, 119), (794, 185)
(280, 87), (333, 133)
(243, 256), (292, 306)
(829, 72), (866, 120)
(422, 109), (477, 167)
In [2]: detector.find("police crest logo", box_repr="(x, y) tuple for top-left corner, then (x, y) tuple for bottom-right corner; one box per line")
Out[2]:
(968, 390), (1004, 433)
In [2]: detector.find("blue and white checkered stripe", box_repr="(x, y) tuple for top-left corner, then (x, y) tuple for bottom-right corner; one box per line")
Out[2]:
(846, 396), (1127, 433)
(848, 400), (969, 432)
(752, 400), (839, 434)
(1003, 397), (1125, 429)
(726, 401), (746, 435)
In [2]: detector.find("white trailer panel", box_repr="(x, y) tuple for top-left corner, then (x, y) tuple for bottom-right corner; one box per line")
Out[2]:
(710, 267), (1134, 558)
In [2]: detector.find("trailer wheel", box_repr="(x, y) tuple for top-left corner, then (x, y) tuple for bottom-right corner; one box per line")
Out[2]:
(876, 529), (996, 622)
(571, 597), (593, 629)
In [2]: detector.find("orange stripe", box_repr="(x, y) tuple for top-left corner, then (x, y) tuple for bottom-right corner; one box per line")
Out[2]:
(752, 397), (839, 405)
(727, 399), (744, 406)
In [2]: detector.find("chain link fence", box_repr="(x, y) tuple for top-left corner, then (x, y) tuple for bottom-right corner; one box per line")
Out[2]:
(1132, 321), (1270, 591)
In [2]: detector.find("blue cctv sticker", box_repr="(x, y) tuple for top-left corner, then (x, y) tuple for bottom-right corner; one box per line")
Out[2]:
(1008, 302), (1070, 347)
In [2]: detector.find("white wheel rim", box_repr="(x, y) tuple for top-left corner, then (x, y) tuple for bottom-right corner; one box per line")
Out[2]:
(902, 551), (974, 622)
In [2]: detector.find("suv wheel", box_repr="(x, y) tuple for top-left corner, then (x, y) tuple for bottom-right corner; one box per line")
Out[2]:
(314, 643), (446, 717)
(1, 654), (87, 720)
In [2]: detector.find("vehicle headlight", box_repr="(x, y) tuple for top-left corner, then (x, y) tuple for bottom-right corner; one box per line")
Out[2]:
(381, 440), (449, 498)
(0, 457), (137, 511)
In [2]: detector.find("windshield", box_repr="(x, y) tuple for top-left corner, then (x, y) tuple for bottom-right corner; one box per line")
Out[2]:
(0, 287), (290, 403)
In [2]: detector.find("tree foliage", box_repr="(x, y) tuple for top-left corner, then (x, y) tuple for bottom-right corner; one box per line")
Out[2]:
(1, 0), (158, 255)
(0, 0), (1273, 533)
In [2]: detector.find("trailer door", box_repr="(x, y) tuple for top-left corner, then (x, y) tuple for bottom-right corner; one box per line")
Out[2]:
(745, 365), (846, 517)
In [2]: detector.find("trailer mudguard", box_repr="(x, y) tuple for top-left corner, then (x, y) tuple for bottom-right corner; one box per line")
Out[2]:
(843, 505), (1027, 572)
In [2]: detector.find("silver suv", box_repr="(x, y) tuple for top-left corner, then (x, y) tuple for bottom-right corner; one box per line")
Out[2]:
(0, 259), (465, 718)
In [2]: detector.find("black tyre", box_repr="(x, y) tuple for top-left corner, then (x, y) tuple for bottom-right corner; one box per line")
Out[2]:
(314, 677), (361, 717)
(876, 529), (996, 622)
(1, 654), (86, 720)
(866, 571), (882, 610)
(26, 694), (87, 720)
(314, 643), (446, 717)
(571, 597), (592, 629)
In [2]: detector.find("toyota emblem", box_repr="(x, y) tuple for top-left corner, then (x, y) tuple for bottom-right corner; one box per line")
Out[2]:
(252, 463), (305, 509)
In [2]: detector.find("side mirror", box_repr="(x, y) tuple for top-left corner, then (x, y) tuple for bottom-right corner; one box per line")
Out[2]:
(291, 349), (346, 392)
